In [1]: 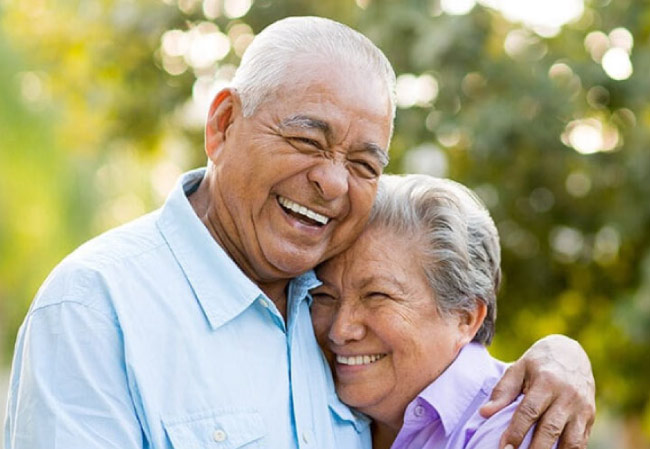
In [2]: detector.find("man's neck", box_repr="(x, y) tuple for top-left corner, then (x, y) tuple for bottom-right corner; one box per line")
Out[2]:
(188, 174), (290, 318)
(258, 280), (289, 318)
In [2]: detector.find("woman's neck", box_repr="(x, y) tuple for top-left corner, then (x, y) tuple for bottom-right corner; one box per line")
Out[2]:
(372, 421), (399, 449)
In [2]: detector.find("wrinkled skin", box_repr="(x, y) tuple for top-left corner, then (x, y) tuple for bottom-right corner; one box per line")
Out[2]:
(480, 334), (596, 448)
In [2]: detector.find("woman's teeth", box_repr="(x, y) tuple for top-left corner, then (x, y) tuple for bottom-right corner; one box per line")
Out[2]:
(336, 354), (386, 366)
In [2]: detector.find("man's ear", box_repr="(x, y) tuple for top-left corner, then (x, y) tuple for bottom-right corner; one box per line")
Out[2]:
(205, 88), (242, 161)
(457, 301), (488, 347)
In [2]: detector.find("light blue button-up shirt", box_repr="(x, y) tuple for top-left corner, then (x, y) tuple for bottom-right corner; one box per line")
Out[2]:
(4, 169), (371, 448)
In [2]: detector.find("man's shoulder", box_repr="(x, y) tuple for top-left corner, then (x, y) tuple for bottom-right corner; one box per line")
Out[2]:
(76, 209), (165, 265)
(32, 210), (167, 311)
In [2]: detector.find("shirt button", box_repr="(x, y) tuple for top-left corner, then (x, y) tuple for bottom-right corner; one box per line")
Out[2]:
(302, 431), (311, 444)
(213, 429), (227, 442)
(260, 298), (269, 308)
(414, 405), (426, 417)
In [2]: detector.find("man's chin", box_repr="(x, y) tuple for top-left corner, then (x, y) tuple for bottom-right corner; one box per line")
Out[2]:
(264, 252), (325, 278)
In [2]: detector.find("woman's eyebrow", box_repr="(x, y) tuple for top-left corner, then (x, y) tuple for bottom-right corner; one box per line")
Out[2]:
(311, 277), (336, 290)
(357, 274), (407, 294)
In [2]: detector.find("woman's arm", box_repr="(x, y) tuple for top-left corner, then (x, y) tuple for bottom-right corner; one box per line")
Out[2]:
(479, 334), (596, 448)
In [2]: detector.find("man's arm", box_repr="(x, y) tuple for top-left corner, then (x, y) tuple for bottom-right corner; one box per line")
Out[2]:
(479, 334), (596, 449)
(5, 301), (144, 448)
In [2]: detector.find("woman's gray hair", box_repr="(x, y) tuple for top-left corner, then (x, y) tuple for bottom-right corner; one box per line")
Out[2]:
(231, 16), (396, 130)
(369, 174), (501, 345)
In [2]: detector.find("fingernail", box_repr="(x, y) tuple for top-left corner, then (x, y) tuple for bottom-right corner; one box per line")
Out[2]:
(504, 445), (514, 449)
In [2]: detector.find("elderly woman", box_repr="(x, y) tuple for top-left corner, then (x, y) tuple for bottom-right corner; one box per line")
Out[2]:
(311, 174), (577, 448)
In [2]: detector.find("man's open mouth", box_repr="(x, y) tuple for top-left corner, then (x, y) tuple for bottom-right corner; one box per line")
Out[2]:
(278, 196), (330, 227)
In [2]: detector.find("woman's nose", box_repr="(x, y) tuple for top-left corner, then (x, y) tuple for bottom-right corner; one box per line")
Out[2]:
(328, 302), (365, 345)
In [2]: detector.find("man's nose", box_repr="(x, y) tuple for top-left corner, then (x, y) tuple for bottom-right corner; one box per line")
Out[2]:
(328, 302), (365, 346)
(308, 160), (349, 201)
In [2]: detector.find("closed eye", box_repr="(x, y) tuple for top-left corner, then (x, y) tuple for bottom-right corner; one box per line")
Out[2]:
(366, 291), (392, 300)
(350, 159), (380, 178)
(311, 292), (337, 303)
(291, 136), (323, 149)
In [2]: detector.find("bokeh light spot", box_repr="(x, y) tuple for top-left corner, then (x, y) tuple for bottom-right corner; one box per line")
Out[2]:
(202, 0), (221, 19)
(480, 0), (584, 37)
(185, 23), (230, 70)
(441, 0), (476, 15)
(402, 144), (448, 178)
(223, 0), (252, 19)
(395, 73), (439, 108)
(161, 29), (189, 57)
(584, 31), (609, 62)
(594, 226), (620, 265)
(566, 170), (592, 197)
(561, 118), (619, 154)
(609, 27), (633, 53)
(601, 47), (633, 81)
(529, 187), (555, 213)
(550, 226), (584, 263)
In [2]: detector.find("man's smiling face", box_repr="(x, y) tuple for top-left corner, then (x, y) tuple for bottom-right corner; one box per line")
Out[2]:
(207, 58), (393, 283)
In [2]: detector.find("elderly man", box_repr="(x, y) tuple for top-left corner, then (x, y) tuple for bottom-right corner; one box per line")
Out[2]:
(5, 17), (594, 448)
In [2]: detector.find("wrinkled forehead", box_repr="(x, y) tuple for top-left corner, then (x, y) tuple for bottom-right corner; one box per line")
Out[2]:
(315, 224), (396, 277)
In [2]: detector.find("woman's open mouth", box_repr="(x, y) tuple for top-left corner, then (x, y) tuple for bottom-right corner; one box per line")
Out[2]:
(336, 353), (387, 366)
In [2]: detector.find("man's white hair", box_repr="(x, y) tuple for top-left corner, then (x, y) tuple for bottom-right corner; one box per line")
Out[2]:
(231, 16), (396, 132)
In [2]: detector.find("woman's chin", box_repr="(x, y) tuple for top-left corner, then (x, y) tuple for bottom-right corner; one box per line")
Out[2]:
(336, 385), (380, 412)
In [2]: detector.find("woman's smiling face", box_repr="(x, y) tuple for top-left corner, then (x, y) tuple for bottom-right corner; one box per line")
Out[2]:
(311, 225), (473, 428)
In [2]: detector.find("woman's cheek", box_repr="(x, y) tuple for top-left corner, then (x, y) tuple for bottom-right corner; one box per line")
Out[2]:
(311, 304), (333, 343)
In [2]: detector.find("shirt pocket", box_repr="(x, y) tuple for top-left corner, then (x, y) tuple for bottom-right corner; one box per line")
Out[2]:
(163, 409), (266, 449)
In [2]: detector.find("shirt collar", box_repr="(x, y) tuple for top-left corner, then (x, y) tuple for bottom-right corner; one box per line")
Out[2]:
(288, 270), (322, 313)
(156, 168), (266, 331)
(156, 169), (322, 330)
(414, 342), (494, 436)
(328, 393), (372, 434)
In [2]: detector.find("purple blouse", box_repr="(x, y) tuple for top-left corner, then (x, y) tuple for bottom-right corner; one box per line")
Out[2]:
(391, 343), (535, 449)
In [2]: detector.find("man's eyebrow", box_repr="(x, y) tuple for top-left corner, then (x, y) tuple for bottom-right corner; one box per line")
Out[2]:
(280, 115), (331, 135)
(281, 115), (389, 168)
(362, 142), (390, 168)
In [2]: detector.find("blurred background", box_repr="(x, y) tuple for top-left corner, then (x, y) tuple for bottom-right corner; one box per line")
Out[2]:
(1, 0), (649, 446)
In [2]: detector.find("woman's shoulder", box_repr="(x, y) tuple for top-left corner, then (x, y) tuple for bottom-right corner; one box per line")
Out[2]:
(464, 392), (534, 449)
(456, 347), (536, 448)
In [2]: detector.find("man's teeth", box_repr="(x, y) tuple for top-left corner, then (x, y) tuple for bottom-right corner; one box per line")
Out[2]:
(278, 196), (329, 225)
(336, 354), (386, 366)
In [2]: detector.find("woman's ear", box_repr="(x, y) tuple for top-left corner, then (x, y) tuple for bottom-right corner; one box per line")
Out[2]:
(457, 301), (488, 347)
(205, 88), (242, 161)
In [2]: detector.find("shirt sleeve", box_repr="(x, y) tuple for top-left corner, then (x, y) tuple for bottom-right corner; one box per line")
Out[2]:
(465, 396), (537, 449)
(4, 301), (144, 448)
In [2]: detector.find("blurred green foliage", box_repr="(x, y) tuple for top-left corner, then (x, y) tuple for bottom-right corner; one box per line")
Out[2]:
(1, 0), (650, 446)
